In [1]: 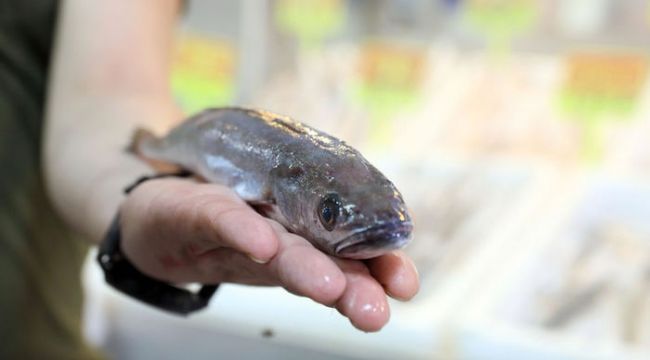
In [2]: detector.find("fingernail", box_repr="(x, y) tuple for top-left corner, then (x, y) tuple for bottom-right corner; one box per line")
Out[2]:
(410, 259), (420, 279)
(385, 288), (409, 302)
(248, 254), (269, 264)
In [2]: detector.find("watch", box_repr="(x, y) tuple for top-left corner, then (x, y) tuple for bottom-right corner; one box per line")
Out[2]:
(96, 172), (219, 315)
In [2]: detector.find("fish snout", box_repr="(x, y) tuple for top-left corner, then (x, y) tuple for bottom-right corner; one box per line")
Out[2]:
(335, 221), (413, 259)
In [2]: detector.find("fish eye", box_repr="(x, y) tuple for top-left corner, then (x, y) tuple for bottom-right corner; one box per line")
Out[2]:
(318, 193), (341, 231)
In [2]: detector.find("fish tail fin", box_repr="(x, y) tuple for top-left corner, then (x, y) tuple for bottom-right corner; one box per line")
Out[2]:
(127, 127), (185, 173)
(128, 128), (157, 156)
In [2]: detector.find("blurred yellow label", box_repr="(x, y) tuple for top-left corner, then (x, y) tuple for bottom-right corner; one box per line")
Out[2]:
(352, 42), (426, 147)
(275, 0), (345, 49)
(559, 52), (649, 161)
(172, 34), (237, 113)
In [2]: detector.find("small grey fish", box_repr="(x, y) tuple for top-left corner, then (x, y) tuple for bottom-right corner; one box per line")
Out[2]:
(132, 107), (412, 259)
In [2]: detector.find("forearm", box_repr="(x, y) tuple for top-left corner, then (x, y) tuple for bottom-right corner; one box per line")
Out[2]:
(44, 97), (180, 243)
(43, 0), (182, 244)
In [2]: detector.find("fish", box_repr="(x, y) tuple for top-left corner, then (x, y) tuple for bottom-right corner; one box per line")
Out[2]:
(131, 107), (412, 259)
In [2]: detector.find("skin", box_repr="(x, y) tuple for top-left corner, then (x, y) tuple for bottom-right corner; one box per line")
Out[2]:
(44, 0), (419, 332)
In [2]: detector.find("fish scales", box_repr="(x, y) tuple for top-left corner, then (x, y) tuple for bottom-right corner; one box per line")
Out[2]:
(134, 107), (412, 259)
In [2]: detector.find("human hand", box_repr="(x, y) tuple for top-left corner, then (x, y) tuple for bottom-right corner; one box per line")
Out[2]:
(119, 177), (419, 332)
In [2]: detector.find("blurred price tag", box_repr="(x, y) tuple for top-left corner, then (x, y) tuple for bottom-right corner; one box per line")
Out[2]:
(275, 0), (345, 49)
(465, 0), (537, 53)
(352, 42), (426, 147)
(172, 34), (236, 113)
(559, 52), (649, 160)
(560, 53), (648, 119)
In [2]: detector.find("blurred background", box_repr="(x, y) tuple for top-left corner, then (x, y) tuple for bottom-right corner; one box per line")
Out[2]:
(83, 1), (650, 359)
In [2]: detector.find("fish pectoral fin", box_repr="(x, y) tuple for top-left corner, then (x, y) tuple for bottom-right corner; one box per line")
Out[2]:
(247, 199), (276, 218)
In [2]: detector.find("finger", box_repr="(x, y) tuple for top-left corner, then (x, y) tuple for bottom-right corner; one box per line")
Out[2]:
(334, 259), (390, 332)
(366, 251), (419, 301)
(188, 184), (280, 263)
(269, 230), (347, 306)
(190, 229), (348, 296)
(192, 247), (279, 285)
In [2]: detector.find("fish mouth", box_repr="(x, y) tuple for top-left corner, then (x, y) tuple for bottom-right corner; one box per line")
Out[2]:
(335, 221), (413, 259)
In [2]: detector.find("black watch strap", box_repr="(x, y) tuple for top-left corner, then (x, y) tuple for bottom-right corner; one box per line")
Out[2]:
(96, 172), (219, 316)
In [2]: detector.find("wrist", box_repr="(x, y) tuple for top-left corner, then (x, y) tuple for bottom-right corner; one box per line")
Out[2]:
(118, 172), (198, 280)
(97, 171), (218, 315)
